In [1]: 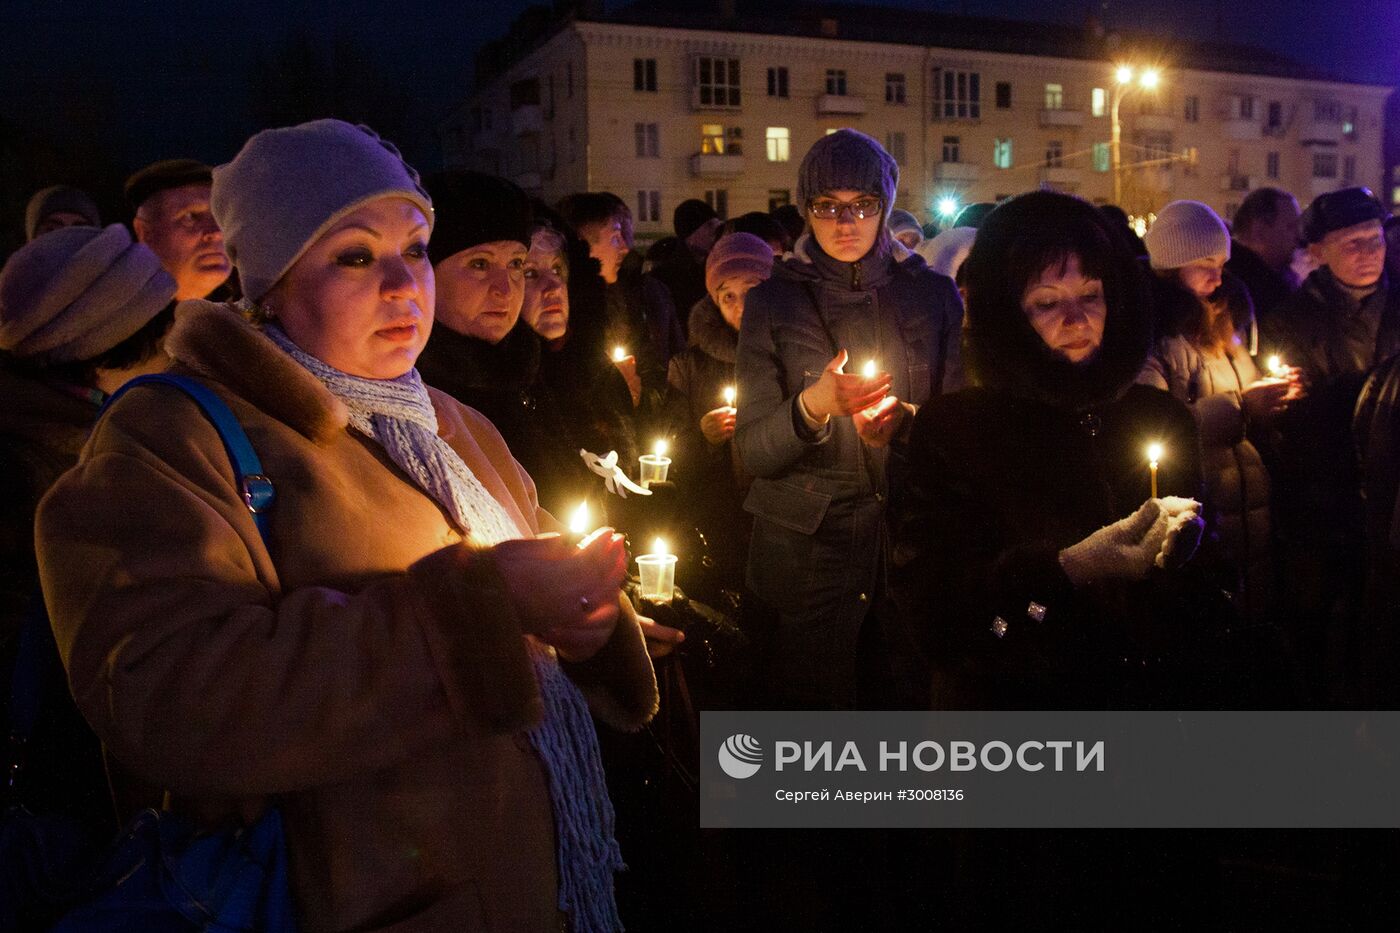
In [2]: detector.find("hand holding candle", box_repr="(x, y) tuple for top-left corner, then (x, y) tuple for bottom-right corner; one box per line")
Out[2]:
(722, 385), (737, 408)
(800, 349), (892, 419)
(609, 346), (641, 407)
(639, 439), (671, 487)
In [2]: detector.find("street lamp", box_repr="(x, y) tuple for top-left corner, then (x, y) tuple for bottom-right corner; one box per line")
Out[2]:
(1111, 65), (1163, 206)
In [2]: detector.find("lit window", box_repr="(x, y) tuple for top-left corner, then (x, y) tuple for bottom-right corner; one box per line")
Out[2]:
(993, 138), (1012, 169)
(1091, 88), (1106, 117)
(1044, 83), (1064, 110)
(766, 127), (790, 162)
(701, 124), (725, 155)
(1093, 142), (1110, 173)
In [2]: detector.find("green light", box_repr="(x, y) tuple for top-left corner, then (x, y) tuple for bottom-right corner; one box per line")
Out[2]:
(937, 197), (958, 219)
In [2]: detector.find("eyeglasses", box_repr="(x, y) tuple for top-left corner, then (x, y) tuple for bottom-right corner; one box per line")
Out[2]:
(808, 196), (883, 220)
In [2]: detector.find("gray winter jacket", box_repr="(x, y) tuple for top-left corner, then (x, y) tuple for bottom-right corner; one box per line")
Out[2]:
(734, 233), (963, 705)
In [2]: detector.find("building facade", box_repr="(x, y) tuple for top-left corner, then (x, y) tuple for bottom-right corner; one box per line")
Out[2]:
(446, 7), (1391, 236)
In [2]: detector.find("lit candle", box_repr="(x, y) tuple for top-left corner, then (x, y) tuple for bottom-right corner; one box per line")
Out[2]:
(638, 438), (672, 488)
(636, 537), (678, 603)
(611, 345), (628, 363)
(1266, 354), (1286, 378)
(862, 359), (878, 380)
(567, 501), (590, 537)
(1147, 442), (1164, 498)
(722, 385), (736, 408)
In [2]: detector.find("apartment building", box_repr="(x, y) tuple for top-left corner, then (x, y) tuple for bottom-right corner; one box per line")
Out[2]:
(446, 1), (1391, 236)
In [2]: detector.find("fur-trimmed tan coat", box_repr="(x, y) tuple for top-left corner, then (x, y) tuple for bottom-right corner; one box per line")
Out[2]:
(35, 301), (658, 932)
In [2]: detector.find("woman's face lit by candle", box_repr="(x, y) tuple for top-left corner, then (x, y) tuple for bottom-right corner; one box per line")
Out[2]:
(267, 197), (432, 380)
(1020, 253), (1107, 365)
(433, 239), (526, 345)
(520, 229), (569, 341)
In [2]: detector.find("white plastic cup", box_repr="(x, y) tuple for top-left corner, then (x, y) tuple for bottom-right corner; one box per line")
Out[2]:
(638, 454), (671, 487)
(636, 553), (678, 603)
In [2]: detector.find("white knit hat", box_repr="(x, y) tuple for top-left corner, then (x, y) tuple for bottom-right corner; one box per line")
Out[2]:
(1144, 200), (1231, 270)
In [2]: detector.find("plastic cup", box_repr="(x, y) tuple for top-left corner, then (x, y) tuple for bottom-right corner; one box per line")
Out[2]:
(638, 454), (671, 488)
(636, 553), (678, 603)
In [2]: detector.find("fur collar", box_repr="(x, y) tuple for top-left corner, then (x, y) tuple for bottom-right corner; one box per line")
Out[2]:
(686, 296), (738, 364)
(164, 300), (349, 444)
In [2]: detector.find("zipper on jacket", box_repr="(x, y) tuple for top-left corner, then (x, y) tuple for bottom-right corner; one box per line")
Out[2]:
(852, 260), (862, 290)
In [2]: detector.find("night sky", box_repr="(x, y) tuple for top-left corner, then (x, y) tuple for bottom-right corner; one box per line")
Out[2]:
(1, 0), (1396, 228)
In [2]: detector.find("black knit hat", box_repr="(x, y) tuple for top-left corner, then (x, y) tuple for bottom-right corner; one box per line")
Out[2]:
(124, 159), (213, 213)
(673, 198), (718, 240)
(423, 170), (533, 264)
(1301, 186), (1388, 244)
(796, 129), (898, 221)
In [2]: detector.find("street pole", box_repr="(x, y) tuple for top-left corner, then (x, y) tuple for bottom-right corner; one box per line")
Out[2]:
(1111, 84), (1123, 206)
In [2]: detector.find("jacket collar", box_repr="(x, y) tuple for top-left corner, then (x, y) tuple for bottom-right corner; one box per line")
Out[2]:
(781, 232), (920, 292)
(686, 296), (738, 364)
(164, 300), (349, 444)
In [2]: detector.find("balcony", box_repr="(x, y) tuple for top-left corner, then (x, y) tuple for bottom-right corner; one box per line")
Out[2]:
(511, 104), (544, 135)
(816, 93), (867, 116)
(1134, 113), (1177, 133)
(1038, 108), (1085, 128)
(1221, 116), (1260, 140)
(934, 162), (983, 182)
(1301, 120), (1343, 144)
(1039, 166), (1082, 188)
(690, 153), (746, 177)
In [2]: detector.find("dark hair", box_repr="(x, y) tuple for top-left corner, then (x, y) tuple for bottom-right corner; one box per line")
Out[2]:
(1157, 271), (1236, 352)
(1232, 188), (1293, 236)
(555, 192), (626, 233)
(3, 302), (176, 388)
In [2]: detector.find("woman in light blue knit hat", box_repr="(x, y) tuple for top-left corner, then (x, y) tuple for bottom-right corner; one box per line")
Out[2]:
(36, 118), (659, 933)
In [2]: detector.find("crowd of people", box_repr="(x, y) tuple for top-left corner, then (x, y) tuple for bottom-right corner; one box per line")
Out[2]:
(3, 119), (1399, 929)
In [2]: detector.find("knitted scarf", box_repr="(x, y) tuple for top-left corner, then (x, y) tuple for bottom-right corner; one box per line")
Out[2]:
(265, 325), (625, 932)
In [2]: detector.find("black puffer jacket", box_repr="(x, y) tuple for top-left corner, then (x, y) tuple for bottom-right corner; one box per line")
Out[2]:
(892, 192), (1210, 709)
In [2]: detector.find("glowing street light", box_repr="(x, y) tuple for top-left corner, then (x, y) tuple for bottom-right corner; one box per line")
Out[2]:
(937, 197), (959, 220)
(1110, 63), (1166, 206)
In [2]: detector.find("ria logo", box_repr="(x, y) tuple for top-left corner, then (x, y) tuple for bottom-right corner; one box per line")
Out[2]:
(718, 734), (764, 779)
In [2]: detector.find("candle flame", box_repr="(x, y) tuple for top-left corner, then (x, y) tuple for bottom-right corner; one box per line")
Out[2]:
(723, 385), (737, 407)
(653, 537), (669, 556)
(1266, 354), (1286, 377)
(1147, 442), (1164, 465)
(862, 360), (878, 380)
(653, 439), (668, 458)
(611, 345), (627, 362)
(568, 502), (589, 536)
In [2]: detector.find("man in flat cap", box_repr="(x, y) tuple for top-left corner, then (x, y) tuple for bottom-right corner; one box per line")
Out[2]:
(24, 185), (101, 241)
(1261, 186), (1400, 705)
(126, 158), (232, 301)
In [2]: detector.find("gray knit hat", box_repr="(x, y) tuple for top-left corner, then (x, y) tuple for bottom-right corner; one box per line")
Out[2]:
(1144, 200), (1231, 270)
(796, 129), (898, 221)
(24, 185), (101, 241)
(0, 224), (175, 362)
(211, 119), (433, 301)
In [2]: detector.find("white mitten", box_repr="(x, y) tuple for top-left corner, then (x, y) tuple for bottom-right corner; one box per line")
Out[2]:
(1154, 496), (1205, 569)
(1059, 499), (1172, 586)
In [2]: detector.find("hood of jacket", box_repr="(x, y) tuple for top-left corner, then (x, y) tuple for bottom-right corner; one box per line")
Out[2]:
(776, 231), (925, 292)
(686, 295), (738, 364)
(962, 193), (1154, 413)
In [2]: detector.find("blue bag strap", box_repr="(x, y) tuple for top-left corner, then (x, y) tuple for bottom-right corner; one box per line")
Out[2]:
(101, 374), (275, 544)
(10, 375), (277, 757)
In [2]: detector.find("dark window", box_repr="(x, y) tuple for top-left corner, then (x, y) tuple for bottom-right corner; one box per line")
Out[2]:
(767, 66), (789, 98)
(633, 58), (658, 92)
(995, 82), (1011, 109)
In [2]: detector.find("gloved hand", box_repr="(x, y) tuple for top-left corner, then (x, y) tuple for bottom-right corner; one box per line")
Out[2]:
(1154, 495), (1205, 569)
(1059, 498), (1202, 586)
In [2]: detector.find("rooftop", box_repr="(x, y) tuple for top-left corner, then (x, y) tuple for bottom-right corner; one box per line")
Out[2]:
(476, 0), (1372, 88)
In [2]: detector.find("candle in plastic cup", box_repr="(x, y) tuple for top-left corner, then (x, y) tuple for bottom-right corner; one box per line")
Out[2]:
(611, 345), (628, 363)
(639, 439), (671, 487)
(722, 385), (736, 407)
(637, 539), (677, 603)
